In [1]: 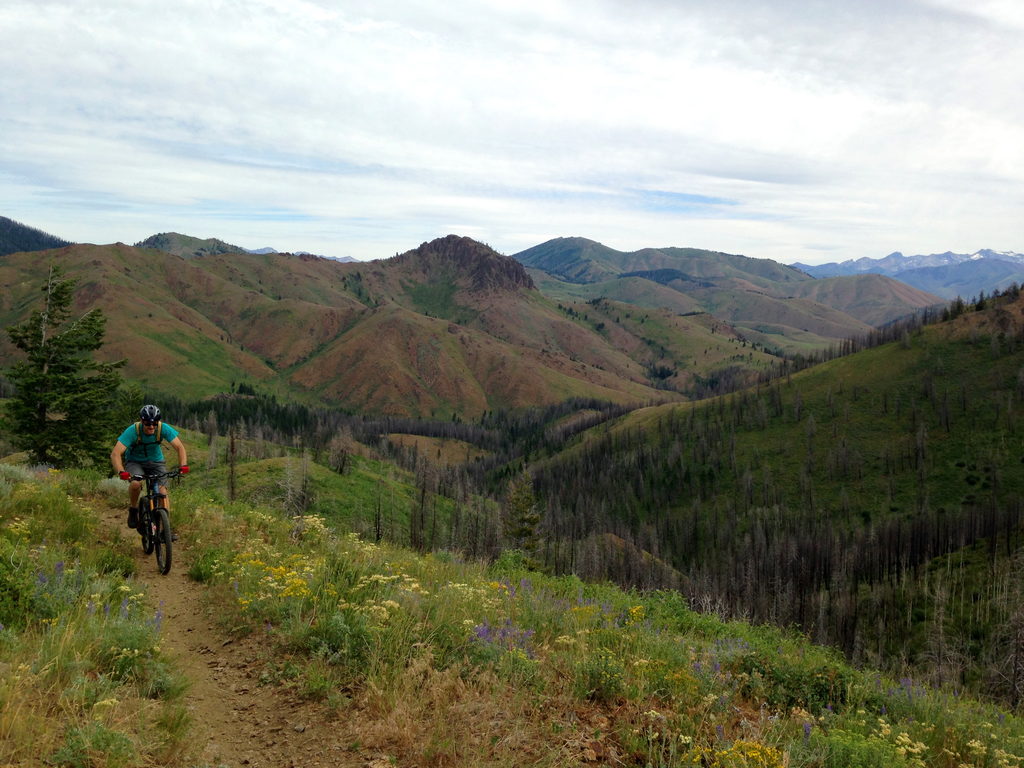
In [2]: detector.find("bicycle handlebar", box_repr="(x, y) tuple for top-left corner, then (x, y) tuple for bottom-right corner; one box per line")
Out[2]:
(127, 468), (185, 482)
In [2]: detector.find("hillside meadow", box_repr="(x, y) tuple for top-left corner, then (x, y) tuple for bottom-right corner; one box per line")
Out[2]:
(2, 461), (1024, 767)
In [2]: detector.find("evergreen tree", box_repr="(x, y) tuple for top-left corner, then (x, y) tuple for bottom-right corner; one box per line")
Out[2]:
(4, 265), (124, 468)
(503, 470), (540, 557)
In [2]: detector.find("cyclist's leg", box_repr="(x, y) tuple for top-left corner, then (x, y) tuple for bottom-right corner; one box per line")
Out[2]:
(144, 461), (176, 541)
(124, 461), (144, 527)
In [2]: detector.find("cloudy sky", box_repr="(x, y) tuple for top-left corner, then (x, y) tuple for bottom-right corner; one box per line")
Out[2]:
(2, 0), (1022, 264)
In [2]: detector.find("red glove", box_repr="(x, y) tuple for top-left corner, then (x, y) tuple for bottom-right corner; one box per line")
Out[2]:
(119, 470), (131, 480)
(179, 465), (190, 475)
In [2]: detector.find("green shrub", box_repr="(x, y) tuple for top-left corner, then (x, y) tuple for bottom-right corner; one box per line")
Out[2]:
(573, 647), (626, 703)
(489, 548), (534, 577)
(89, 547), (136, 579)
(0, 539), (32, 629)
(302, 609), (370, 670)
(187, 545), (229, 583)
(810, 729), (909, 768)
(735, 647), (853, 712)
(48, 721), (134, 768)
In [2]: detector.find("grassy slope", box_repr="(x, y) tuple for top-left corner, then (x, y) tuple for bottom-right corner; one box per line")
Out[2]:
(4, 460), (1024, 767)
(790, 273), (946, 326)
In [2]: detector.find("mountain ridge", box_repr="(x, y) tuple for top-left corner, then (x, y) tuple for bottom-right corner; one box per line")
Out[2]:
(2, 237), (718, 416)
(515, 236), (943, 354)
(794, 248), (1024, 299)
(0, 221), (958, 414)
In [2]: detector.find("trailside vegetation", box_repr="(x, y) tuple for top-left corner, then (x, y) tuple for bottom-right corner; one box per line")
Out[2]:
(3, 463), (1023, 766)
(0, 465), (190, 765)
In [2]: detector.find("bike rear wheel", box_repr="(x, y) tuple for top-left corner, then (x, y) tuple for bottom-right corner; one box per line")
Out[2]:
(154, 507), (172, 575)
(139, 501), (155, 554)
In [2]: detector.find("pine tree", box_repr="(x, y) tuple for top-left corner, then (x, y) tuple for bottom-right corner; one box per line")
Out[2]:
(4, 265), (124, 468)
(504, 470), (541, 557)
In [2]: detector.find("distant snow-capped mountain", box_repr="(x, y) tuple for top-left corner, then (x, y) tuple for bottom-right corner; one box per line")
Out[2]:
(244, 246), (357, 262)
(794, 250), (1024, 300)
(795, 249), (1024, 278)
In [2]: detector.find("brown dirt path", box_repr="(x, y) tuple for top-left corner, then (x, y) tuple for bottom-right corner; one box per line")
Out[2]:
(98, 501), (383, 768)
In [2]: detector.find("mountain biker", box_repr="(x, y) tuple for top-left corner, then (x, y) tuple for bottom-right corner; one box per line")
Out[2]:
(110, 404), (189, 529)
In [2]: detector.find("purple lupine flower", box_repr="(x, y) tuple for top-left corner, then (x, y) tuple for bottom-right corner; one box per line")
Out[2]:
(715, 724), (725, 741)
(54, 561), (64, 577)
(473, 622), (495, 643)
(803, 722), (812, 741)
(471, 618), (535, 657)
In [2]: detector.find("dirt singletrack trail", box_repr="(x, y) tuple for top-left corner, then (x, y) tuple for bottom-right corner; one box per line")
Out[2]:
(98, 500), (375, 768)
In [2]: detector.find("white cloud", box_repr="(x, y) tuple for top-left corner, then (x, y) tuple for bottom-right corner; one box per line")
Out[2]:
(1, 0), (1021, 262)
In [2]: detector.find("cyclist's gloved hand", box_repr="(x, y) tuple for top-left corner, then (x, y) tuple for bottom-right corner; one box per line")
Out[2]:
(118, 470), (131, 480)
(179, 465), (190, 475)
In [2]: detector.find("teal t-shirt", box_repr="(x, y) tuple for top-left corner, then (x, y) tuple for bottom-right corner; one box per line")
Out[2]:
(117, 423), (180, 463)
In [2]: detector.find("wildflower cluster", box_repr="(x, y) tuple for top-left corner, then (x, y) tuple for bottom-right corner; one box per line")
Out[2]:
(290, 514), (329, 543)
(230, 548), (322, 615)
(622, 604), (645, 627)
(470, 618), (535, 656)
(5, 516), (30, 539)
(679, 740), (785, 768)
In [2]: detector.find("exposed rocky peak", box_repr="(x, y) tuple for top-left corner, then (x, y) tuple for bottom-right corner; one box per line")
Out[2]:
(395, 235), (535, 292)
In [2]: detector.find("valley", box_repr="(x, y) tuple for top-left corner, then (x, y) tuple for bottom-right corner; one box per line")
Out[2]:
(3, 217), (1024, 720)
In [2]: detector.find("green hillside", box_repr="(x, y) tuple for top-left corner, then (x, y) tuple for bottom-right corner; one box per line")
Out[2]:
(529, 288), (1024, 702)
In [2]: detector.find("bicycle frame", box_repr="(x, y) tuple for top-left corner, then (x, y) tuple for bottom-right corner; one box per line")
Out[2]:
(131, 468), (182, 575)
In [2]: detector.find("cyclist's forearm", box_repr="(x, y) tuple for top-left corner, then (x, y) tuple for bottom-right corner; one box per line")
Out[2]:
(110, 444), (125, 474)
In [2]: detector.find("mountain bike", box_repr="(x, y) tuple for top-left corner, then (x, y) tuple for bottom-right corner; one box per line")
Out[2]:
(131, 468), (182, 575)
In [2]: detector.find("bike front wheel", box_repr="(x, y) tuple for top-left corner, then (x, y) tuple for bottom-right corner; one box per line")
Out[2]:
(154, 507), (172, 575)
(139, 502), (154, 555)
